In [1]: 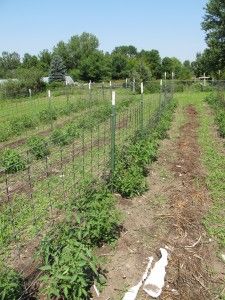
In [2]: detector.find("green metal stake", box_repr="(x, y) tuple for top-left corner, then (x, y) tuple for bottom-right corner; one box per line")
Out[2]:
(110, 91), (116, 190)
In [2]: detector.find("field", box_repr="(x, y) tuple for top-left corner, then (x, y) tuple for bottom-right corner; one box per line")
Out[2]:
(0, 81), (224, 299)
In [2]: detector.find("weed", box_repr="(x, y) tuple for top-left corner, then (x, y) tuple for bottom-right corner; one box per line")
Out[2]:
(39, 107), (57, 123)
(39, 225), (99, 300)
(27, 136), (50, 159)
(205, 93), (225, 140)
(60, 102), (76, 115)
(66, 123), (80, 139)
(0, 123), (11, 142)
(0, 267), (24, 300)
(74, 182), (122, 245)
(20, 114), (37, 129)
(1, 149), (26, 173)
(112, 162), (148, 197)
(51, 128), (71, 146)
(38, 179), (121, 299)
(10, 115), (37, 135)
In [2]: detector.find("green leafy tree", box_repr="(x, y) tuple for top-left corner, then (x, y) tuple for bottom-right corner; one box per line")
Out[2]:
(139, 50), (162, 78)
(0, 51), (21, 73)
(162, 57), (185, 79)
(53, 41), (70, 69)
(112, 45), (137, 57)
(111, 53), (130, 79)
(202, 0), (225, 70)
(183, 60), (192, 70)
(38, 49), (52, 72)
(23, 53), (38, 68)
(79, 51), (111, 81)
(67, 32), (99, 69)
(131, 61), (152, 82)
(192, 49), (220, 77)
(49, 55), (67, 83)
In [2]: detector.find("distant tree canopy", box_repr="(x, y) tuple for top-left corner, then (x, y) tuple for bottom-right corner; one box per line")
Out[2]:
(49, 55), (67, 83)
(0, 31), (196, 83)
(198, 0), (225, 77)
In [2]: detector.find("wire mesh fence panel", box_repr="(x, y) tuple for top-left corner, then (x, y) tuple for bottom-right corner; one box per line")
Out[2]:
(0, 79), (203, 292)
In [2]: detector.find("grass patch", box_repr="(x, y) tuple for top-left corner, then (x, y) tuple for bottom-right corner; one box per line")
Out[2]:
(197, 102), (225, 249)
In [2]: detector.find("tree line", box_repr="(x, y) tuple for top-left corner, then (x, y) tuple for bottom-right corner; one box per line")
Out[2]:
(0, 32), (194, 86)
(0, 0), (224, 94)
(188, 0), (225, 79)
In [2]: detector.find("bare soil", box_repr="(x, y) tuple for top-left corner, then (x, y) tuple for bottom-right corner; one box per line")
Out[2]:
(94, 105), (224, 300)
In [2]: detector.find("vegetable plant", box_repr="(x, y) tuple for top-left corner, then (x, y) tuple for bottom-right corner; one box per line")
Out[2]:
(27, 136), (50, 159)
(1, 149), (26, 173)
(0, 267), (24, 300)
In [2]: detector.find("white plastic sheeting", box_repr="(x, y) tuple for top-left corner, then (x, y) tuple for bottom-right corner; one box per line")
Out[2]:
(143, 248), (168, 298)
(122, 257), (153, 300)
(122, 248), (169, 299)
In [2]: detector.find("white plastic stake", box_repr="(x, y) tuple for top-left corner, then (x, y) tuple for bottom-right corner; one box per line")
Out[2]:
(164, 72), (167, 80)
(133, 78), (136, 93)
(110, 80), (112, 87)
(48, 90), (51, 98)
(141, 82), (144, 94)
(172, 72), (175, 80)
(112, 91), (116, 106)
(28, 88), (32, 97)
(126, 78), (128, 87)
(160, 79), (163, 86)
(89, 80), (91, 90)
(203, 73), (206, 86)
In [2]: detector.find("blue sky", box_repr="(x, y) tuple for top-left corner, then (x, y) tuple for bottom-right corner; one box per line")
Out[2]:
(0, 0), (207, 62)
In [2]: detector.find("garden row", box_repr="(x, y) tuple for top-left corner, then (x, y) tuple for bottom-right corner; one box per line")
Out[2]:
(205, 92), (225, 140)
(0, 96), (176, 299)
(201, 92), (225, 260)
(0, 92), (106, 143)
(0, 91), (158, 255)
(0, 95), (137, 174)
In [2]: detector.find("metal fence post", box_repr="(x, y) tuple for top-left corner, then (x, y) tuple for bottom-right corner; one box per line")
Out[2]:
(110, 91), (116, 187)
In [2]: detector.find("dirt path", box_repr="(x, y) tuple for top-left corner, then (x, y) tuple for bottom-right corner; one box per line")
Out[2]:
(94, 105), (224, 300)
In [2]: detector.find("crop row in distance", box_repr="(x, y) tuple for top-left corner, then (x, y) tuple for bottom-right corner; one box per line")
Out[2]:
(0, 87), (130, 143)
(0, 93), (163, 259)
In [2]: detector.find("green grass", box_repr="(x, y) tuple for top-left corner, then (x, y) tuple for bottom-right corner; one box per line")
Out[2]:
(198, 104), (225, 249)
(175, 91), (225, 249)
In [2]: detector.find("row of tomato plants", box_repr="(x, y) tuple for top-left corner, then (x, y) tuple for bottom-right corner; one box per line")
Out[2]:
(205, 92), (225, 140)
(0, 97), (176, 299)
(0, 96), (136, 174)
